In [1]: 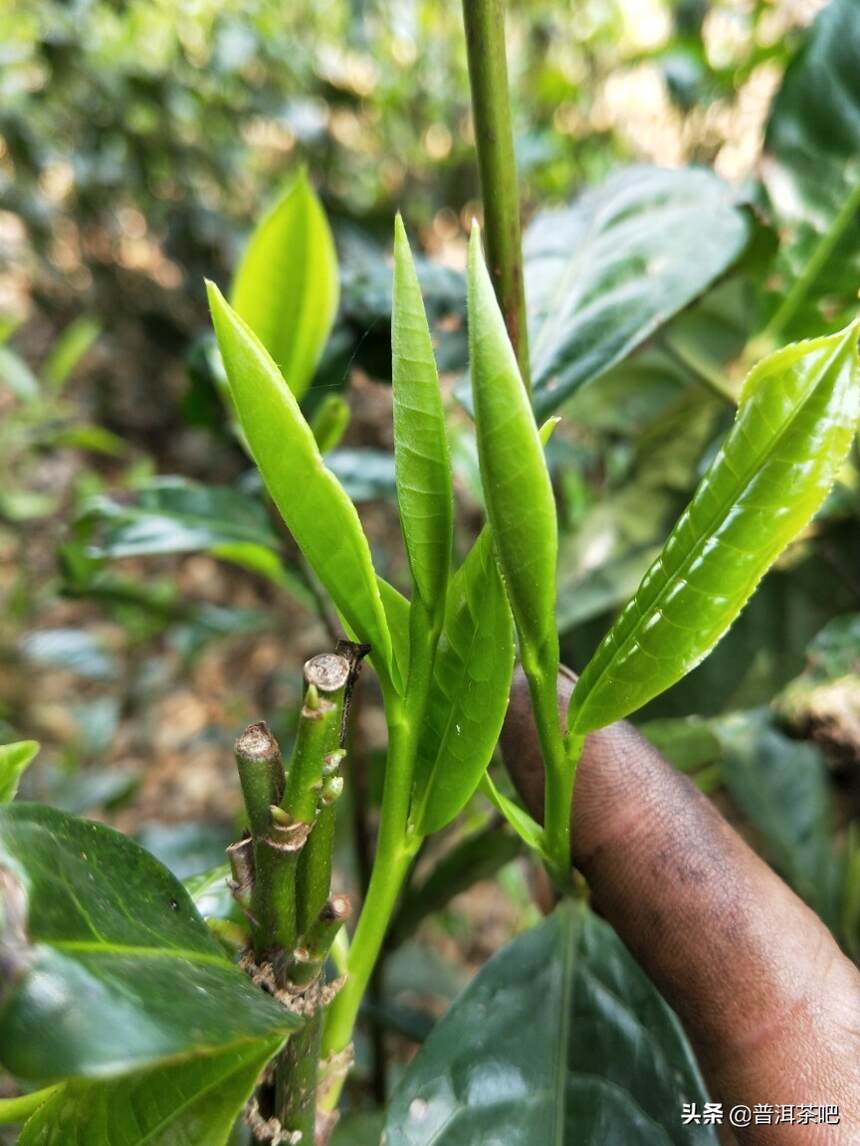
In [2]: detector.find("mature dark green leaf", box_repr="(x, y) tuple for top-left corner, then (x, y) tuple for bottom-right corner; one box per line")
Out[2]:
(640, 717), (722, 774)
(0, 344), (39, 401)
(763, 0), (860, 339)
(392, 825), (520, 944)
(207, 285), (396, 689)
(137, 821), (237, 882)
(21, 629), (116, 681)
(386, 903), (715, 1145)
(80, 478), (280, 559)
(411, 531), (514, 835)
(570, 323), (860, 734)
(525, 166), (752, 417)
(0, 804), (297, 1081)
(777, 613), (860, 745)
(230, 169), (339, 400)
(327, 449), (396, 502)
(713, 709), (842, 932)
(331, 1110), (386, 1146)
(184, 863), (236, 924)
(18, 1039), (279, 1146)
(0, 742), (38, 804)
(392, 215), (453, 611)
(468, 227), (558, 675)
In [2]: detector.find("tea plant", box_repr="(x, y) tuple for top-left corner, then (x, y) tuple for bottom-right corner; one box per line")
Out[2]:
(1, 1), (858, 1143)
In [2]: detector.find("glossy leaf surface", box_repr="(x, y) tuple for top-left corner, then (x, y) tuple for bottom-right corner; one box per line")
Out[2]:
(763, 0), (860, 337)
(714, 709), (842, 934)
(76, 477), (308, 599)
(570, 323), (860, 734)
(412, 530), (514, 835)
(18, 1039), (279, 1146)
(468, 227), (558, 670)
(230, 170), (339, 399)
(207, 285), (394, 685)
(80, 478), (280, 559)
(0, 804), (296, 1081)
(386, 903), (715, 1145)
(392, 215), (452, 609)
(525, 166), (751, 417)
(0, 741), (38, 804)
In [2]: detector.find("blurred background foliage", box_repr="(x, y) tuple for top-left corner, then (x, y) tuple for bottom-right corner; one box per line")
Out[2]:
(1, 0), (859, 1120)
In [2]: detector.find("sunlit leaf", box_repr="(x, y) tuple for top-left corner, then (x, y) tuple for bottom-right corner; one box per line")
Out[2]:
(412, 531), (514, 835)
(570, 323), (860, 733)
(392, 215), (453, 611)
(207, 284), (395, 688)
(0, 742), (38, 804)
(230, 169), (339, 400)
(468, 226), (558, 674)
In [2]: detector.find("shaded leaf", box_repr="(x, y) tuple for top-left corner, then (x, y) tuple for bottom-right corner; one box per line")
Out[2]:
(525, 166), (752, 417)
(327, 449), (396, 502)
(21, 629), (115, 681)
(386, 903), (715, 1145)
(0, 804), (297, 1081)
(18, 1039), (279, 1146)
(230, 170), (339, 400)
(0, 742), (38, 805)
(763, 0), (860, 338)
(713, 709), (842, 932)
(80, 478), (280, 559)
(412, 531), (514, 835)
(392, 825), (520, 944)
(330, 1109), (386, 1146)
(570, 323), (860, 734)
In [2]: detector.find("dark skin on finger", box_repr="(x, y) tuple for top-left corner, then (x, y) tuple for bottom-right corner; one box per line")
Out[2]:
(501, 666), (860, 1146)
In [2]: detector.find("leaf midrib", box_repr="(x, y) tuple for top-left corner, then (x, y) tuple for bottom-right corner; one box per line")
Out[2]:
(49, 940), (229, 968)
(572, 333), (848, 727)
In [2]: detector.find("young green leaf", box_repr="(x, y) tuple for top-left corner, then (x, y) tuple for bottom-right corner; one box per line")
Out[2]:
(392, 215), (453, 612)
(230, 169), (339, 400)
(467, 225), (558, 673)
(0, 803), (297, 1081)
(0, 741), (38, 804)
(207, 284), (395, 687)
(0, 1085), (61, 1126)
(411, 530), (514, 836)
(569, 322), (860, 734)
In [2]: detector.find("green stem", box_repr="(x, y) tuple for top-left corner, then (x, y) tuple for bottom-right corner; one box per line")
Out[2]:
(523, 660), (572, 881)
(320, 606), (439, 1108)
(462, 0), (531, 393)
(762, 178), (860, 346)
(276, 1010), (323, 1143)
(319, 710), (417, 1081)
(281, 687), (338, 825)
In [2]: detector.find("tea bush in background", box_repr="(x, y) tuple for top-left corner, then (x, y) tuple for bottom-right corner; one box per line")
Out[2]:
(0, 0), (859, 1142)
